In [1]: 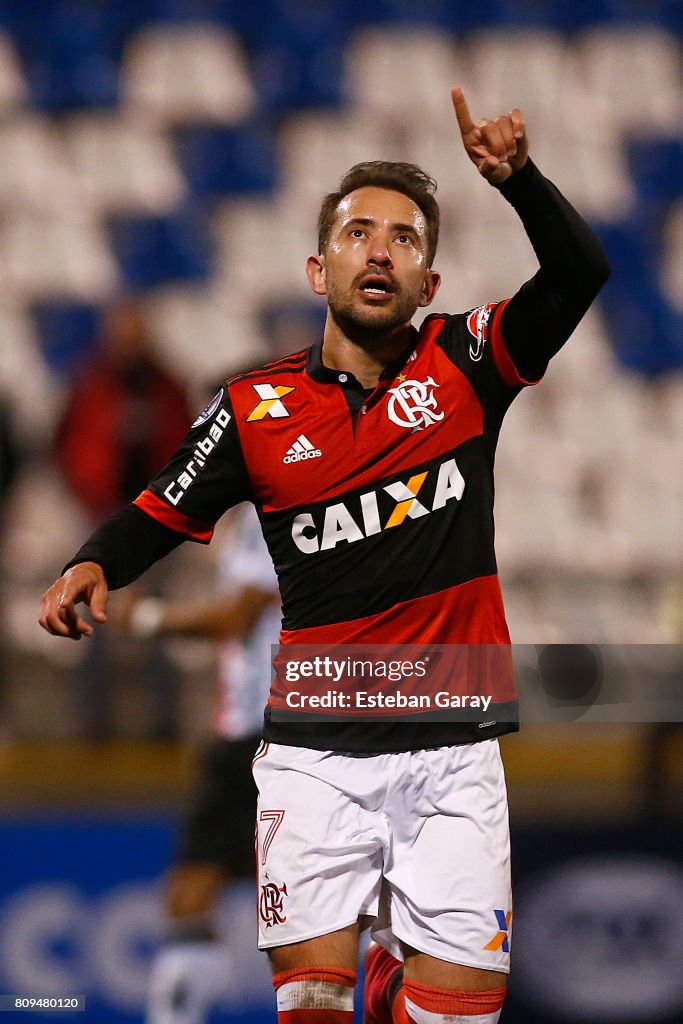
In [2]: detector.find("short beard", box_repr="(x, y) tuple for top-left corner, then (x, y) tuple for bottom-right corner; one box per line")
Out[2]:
(327, 288), (418, 350)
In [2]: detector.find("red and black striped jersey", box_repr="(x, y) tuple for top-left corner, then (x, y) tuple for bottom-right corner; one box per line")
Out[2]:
(133, 300), (542, 752)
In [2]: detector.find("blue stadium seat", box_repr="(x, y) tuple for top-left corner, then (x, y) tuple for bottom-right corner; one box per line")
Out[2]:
(601, 0), (682, 29)
(14, 1), (119, 111)
(251, 1), (348, 111)
(176, 122), (278, 200)
(32, 302), (101, 377)
(110, 210), (213, 289)
(628, 139), (683, 212)
(96, 3), (161, 60)
(213, 0), (280, 50)
(596, 223), (683, 375)
(340, 0), (496, 32)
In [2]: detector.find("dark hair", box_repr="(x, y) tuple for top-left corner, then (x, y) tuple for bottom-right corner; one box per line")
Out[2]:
(317, 161), (440, 266)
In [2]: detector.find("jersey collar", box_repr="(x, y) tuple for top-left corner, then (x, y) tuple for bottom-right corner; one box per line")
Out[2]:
(306, 329), (420, 387)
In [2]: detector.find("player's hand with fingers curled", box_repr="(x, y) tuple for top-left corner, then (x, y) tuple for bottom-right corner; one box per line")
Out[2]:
(39, 561), (108, 640)
(451, 86), (528, 185)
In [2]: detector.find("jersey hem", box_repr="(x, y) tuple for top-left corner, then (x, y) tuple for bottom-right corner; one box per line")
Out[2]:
(262, 710), (519, 754)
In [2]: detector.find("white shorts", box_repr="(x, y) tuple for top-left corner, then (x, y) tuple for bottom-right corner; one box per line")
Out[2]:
(253, 739), (512, 972)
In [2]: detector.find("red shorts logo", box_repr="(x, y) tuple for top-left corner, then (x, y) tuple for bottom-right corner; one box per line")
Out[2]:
(260, 881), (288, 927)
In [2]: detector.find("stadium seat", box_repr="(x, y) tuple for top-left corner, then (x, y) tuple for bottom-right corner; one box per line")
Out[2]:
(577, 25), (683, 135)
(340, 0), (495, 33)
(146, 283), (270, 383)
(31, 301), (102, 376)
(0, 117), (80, 214)
(17, 1), (119, 111)
(0, 301), (57, 441)
(121, 23), (255, 125)
(531, 133), (635, 223)
(343, 26), (461, 127)
(628, 138), (683, 212)
(110, 209), (213, 289)
(277, 109), (403, 209)
(212, 195), (314, 304)
(596, 228), (683, 375)
(249, 0), (348, 111)
(64, 113), (187, 215)
(601, 0), (683, 31)
(0, 212), (120, 302)
(490, 0), (613, 31)
(465, 28), (584, 129)
(176, 122), (278, 201)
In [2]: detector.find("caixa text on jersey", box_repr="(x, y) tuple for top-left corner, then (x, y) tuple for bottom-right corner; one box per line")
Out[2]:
(292, 457), (465, 553)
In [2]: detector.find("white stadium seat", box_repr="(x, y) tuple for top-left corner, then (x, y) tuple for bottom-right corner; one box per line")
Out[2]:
(121, 24), (256, 125)
(277, 109), (404, 208)
(0, 117), (80, 214)
(146, 284), (270, 384)
(63, 114), (187, 215)
(0, 301), (59, 442)
(0, 212), (120, 301)
(212, 195), (315, 305)
(577, 25), (683, 135)
(465, 29), (583, 129)
(343, 26), (461, 126)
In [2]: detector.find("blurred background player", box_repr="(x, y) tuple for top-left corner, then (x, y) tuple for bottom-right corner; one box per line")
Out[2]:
(115, 500), (280, 1024)
(56, 297), (191, 738)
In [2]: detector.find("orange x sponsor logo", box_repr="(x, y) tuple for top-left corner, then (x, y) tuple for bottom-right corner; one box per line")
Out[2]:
(384, 472), (429, 528)
(483, 909), (512, 952)
(247, 384), (296, 421)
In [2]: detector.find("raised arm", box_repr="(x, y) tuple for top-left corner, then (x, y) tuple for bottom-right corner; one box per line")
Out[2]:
(452, 86), (610, 381)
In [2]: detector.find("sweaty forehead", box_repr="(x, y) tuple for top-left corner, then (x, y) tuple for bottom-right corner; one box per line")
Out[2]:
(333, 186), (427, 236)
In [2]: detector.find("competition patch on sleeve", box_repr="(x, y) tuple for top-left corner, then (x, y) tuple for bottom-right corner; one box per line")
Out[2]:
(466, 303), (495, 362)
(191, 387), (224, 428)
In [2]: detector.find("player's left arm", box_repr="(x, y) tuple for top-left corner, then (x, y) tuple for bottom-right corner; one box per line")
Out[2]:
(452, 86), (610, 382)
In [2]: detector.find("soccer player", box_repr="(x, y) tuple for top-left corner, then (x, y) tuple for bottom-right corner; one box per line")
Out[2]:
(117, 504), (279, 1024)
(40, 88), (609, 1024)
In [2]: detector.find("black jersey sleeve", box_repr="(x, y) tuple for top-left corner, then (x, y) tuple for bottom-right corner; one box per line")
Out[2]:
(62, 386), (254, 588)
(431, 159), (609, 418)
(63, 504), (186, 589)
(497, 159), (610, 381)
(132, 386), (253, 542)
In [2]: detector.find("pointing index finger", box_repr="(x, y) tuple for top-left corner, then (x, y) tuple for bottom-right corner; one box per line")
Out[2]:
(451, 86), (476, 137)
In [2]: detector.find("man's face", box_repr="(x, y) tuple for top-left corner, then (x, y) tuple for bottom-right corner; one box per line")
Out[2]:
(307, 186), (440, 338)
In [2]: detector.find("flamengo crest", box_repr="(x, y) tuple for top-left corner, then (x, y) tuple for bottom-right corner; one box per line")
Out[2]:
(259, 881), (288, 927)
(386, 376), (444, 432)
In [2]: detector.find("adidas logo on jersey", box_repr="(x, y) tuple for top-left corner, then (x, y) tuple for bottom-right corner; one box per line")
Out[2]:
(283, 434), (323, 464)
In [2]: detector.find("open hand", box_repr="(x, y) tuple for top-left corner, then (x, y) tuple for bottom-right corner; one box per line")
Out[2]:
(39, 561), (108, 640)
(452, 86), (528, 185)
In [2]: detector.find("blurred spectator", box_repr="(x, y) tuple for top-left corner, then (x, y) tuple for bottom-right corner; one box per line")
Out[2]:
(56, 298), (191, 520)
(55, 297), (192, 738)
